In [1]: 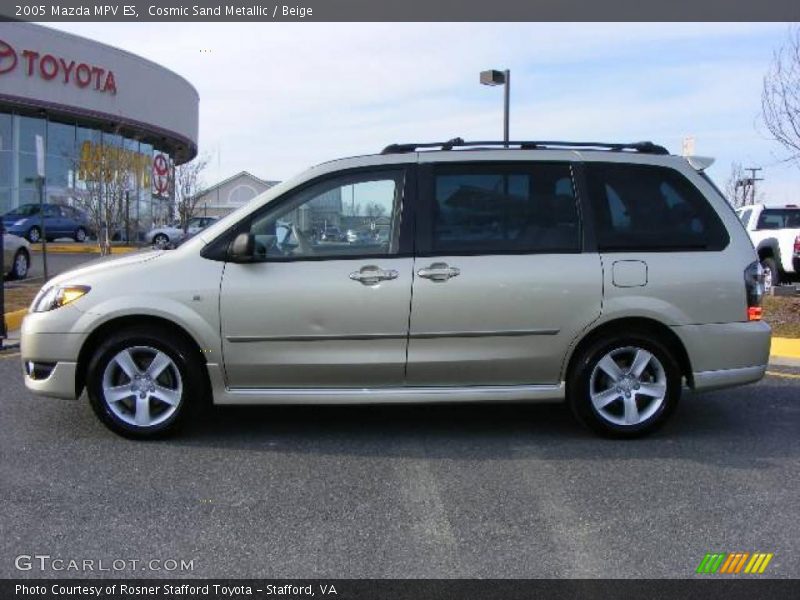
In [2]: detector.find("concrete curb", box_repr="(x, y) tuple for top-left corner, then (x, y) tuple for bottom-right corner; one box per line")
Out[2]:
(771, 337), (800, 360)
(28, 244), (140, 254)
(3, 309), (27, 332)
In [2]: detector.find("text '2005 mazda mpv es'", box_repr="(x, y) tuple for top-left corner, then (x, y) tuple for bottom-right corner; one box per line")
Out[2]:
(21, 139), (771, 438)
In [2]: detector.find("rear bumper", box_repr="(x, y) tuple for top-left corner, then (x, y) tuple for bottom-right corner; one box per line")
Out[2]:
(672, 320), (771, 392)
(692, 365), (766, 392)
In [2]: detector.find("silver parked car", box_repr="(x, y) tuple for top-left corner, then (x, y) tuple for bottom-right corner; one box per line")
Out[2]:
(3, 231), (31, 280)
(146, 216), (219, 248)
(20, 139), (771, 439)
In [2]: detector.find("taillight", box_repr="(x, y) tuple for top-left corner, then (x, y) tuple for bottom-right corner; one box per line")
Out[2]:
(794, 234), (800, 255)
(744, 261), (764, 320)
(748, 306), (763, 321)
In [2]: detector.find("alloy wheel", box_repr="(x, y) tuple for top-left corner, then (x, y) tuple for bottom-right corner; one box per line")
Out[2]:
(101, 346), (183, 427)
(589, 346), (668, 426)
(14, 252), (28, 278)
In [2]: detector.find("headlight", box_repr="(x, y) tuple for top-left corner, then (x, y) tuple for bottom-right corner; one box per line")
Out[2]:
(32, 285), (91, 313)
(14, 219), (26, 226)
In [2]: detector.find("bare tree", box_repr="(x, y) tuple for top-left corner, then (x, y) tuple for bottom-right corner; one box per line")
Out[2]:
(725, 162), (746, 207)
(174, 154), (210, 232)
(762, 26), (800, 164)
(364, 202), (387, 218)
(73, 134), (137, 255)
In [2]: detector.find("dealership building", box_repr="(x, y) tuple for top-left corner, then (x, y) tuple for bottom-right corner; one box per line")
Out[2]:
(0, 22), (198, 231)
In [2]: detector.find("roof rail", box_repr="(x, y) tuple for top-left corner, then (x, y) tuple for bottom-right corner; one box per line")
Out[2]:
(380, 138), (670, 155)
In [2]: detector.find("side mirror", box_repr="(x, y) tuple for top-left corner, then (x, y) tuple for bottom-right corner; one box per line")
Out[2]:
(229, 232), (255, 262)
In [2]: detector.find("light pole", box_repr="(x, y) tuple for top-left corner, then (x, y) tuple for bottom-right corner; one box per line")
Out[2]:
(480, 69), (510, 146)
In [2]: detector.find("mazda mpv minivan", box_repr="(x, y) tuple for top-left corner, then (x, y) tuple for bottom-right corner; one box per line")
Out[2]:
(20, 139), (771, 438)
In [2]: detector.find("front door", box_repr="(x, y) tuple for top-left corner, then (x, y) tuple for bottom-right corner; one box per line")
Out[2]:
(220, 167), (413, 389)
(406, 160), (603, 386)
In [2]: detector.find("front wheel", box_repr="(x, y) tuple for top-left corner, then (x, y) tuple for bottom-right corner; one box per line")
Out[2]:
(10, 249), (29, 280)
(152, 233), (169, 249)
(567, 334), (681, 438)
(74, 227), (87, 243)
(86, 327), (206, 438)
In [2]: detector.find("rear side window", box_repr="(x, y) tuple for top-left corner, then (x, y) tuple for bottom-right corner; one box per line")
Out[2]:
(429, 163), (580, 254)
(756, 209), (800, 230)
(585, 163), (729, 252)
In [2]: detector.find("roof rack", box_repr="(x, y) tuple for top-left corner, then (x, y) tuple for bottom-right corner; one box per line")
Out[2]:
(380, 138), (670, 155)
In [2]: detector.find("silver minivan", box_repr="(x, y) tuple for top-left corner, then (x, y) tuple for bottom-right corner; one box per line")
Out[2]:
(20, 140), (771, 438)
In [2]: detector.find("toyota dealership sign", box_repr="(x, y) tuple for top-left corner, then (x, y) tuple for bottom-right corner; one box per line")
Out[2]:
(0, 37), (118, 93)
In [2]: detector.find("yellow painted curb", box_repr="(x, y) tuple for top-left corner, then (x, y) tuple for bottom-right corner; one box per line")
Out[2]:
(3, 308), (27, 332)
(771, 337), (800, 360)
(29, 244), (140, 254)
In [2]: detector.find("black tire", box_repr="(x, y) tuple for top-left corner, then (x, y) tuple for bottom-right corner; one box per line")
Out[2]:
(9, 249), (29, 280)
(86, 326), (207, 439)
(74, 227), (87, 243)
(567, 333), (681, 438)
(26, 226), (41, 243)
(761, 257), (780, 290)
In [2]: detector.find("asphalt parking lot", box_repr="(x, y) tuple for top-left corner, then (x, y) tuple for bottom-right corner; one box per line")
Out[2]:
(0, 352), (798, 579)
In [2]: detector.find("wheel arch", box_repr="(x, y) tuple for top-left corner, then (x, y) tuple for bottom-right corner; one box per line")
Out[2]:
(564, 316), (694, 390)
(75, 315), (211, 399)
(756, 239), (781, 265)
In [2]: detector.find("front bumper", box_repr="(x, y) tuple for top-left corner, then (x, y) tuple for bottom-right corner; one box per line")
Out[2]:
(23, 361), (79, 399)
(21, 310), (87, 400)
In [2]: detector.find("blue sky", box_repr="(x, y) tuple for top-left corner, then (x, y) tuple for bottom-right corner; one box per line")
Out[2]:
(48, 22), (799, 204)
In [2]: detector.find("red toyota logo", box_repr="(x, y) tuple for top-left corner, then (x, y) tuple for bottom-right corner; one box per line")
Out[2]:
(0, 39), (18, 75)
(153, 154), (170, 195)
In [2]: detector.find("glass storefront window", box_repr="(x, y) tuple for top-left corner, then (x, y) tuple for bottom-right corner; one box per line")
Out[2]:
(46, 155), (73, 189)
(0, 114), (11, 152)
(18, 153), (40, 188)
(47, 121), (75, 158)
(0, 188), (11, 215)
(0, 152), (11, 189)
(1, 111), (175, 236)
(18, 116), (46, 154)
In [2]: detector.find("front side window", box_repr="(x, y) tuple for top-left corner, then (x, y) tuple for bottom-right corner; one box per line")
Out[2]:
(586, 163), (729, 252)
(428, 163), (580, 254)
(242, 170), (403, 260)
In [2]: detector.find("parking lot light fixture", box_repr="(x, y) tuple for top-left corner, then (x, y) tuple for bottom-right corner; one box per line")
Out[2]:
(480, 69), (510, 147)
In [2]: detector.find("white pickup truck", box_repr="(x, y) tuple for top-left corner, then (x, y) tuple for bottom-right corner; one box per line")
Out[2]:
(735, 203), (800, 290)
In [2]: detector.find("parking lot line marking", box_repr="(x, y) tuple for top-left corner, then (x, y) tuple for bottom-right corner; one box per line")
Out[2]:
(0, 352), (20, 360)
(766, 370), (800, 379)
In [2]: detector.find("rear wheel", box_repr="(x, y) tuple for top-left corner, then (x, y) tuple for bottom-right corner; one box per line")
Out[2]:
(153, 233), (169, 249)
(761, 257), (779, 292)
(74, 227), (87, 243)
(567, 333), (681, 438)
(86, 326), (206, 438)
(26, 226), (41, 243)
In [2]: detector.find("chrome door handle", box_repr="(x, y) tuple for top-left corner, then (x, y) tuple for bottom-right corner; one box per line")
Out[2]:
(349, 265), (399, 285)
(417, 262), (461, 282)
